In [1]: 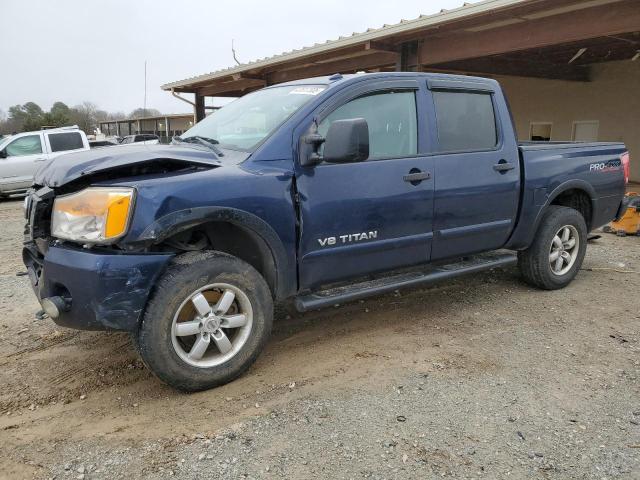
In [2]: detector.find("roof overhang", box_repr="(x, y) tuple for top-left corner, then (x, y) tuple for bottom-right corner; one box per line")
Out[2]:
(98, 113), (194, 125)
(162, 0), (640, 96)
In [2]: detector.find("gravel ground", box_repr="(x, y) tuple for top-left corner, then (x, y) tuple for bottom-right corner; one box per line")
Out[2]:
(0, 197), (638, 480)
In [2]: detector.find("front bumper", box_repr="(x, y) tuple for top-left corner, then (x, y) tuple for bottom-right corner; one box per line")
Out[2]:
(23, 243), (173, 331)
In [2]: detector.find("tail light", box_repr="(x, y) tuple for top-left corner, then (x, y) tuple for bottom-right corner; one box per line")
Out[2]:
(621, 152), (630, 184)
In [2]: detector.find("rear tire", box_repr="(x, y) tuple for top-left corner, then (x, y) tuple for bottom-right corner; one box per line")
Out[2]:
(135, 251), (273, 392)
(518, 206), (587, 290)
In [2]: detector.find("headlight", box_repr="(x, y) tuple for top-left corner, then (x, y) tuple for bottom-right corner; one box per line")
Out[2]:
(51, 187), (135, 243)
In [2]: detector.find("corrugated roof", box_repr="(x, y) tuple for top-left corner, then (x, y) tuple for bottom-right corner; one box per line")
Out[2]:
(99, 113), (194, 124)
(161, 0), (529, 90)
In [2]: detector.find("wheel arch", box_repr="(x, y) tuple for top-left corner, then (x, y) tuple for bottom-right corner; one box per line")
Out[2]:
(532, 181), (596, 239)
(137, 206), (295, 300)
(545, 180), (596, 230)
(506, 179), (597, 250)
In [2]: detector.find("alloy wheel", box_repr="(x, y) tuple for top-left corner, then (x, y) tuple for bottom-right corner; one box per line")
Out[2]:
(171, 283), (253, 368)
(549, 225), (579, 276)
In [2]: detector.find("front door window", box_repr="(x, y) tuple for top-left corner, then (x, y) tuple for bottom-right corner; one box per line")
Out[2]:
(5, 135), (42, 157)
(318, 91), (418, 160)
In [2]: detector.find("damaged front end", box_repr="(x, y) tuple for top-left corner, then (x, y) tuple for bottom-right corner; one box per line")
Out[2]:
(22, 144), (236, 331)
(23, 241), (173, 331)
(23, 183), (174, 331)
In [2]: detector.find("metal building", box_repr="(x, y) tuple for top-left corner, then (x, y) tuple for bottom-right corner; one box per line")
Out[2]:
(98, 113), (195, 141)
(161, 0), (640, 181)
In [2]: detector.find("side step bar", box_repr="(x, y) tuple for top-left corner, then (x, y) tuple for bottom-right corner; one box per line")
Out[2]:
(294, 251), (517, 312)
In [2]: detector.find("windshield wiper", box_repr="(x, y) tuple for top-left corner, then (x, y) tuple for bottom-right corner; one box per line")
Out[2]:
(173, 135), (224, 157)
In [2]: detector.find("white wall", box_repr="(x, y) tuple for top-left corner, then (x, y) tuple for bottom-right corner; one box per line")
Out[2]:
(496, 60), (640, 182)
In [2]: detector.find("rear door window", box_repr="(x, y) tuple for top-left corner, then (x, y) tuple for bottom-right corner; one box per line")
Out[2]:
(48, 132), (84, 152)
(432, 91), (497, 152)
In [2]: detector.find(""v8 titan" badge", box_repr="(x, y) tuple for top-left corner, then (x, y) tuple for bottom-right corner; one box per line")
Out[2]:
(318, 231), (378, 247)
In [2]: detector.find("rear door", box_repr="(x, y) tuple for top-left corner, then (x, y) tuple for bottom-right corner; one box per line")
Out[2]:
(427, 79), (521, 260)
(295, 80), (435, 289)
(0, 133), (46, 191)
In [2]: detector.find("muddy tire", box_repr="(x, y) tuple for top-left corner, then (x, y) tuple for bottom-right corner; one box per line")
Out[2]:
(518, 206), (588, 290)
(135, 251), (273, 392)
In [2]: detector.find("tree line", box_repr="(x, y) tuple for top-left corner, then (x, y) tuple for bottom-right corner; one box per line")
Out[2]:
(0, 102), (162, 135)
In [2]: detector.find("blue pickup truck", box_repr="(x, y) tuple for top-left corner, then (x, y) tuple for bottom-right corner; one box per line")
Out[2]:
(23, 73), (630, 391)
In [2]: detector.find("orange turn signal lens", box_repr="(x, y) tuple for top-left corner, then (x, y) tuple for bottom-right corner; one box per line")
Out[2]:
(105, 193), (132, 238)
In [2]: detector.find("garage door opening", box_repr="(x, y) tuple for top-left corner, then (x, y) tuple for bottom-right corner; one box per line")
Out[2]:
(529, 122), (553, 141)
(572, 121), (599, 142)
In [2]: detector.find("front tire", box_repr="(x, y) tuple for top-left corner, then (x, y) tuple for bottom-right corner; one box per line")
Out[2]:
(135, 251), (273, 392)
(518, 206), (587, 290)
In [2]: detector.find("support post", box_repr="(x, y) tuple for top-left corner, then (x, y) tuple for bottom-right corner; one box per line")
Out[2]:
(195, 93), (206, 122)
(395, 45), (406, 72)
(396, 41), (418, 72)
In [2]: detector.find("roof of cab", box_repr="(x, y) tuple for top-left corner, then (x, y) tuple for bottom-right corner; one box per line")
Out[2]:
(270, 71), (498, 90)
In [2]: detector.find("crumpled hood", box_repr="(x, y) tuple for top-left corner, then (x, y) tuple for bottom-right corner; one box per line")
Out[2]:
(34, 143), (226, 187)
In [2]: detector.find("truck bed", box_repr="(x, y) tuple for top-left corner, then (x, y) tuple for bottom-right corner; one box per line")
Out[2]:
(505, 140), (627, 250)
(518, 141), (623, 151)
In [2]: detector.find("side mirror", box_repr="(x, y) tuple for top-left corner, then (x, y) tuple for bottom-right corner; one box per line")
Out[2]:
(323, 118), (369, 164)
(0, 150), (6, 159)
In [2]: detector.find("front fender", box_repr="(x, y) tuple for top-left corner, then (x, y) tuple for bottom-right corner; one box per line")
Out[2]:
(132, 206), (295, 299)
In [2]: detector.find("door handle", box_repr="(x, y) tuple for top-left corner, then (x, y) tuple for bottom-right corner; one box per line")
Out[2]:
(403, 170), (431, 185)
(33, 158), (46, 162)
(493, 161), (515, 173)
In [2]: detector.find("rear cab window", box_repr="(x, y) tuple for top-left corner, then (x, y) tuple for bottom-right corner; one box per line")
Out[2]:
(48, 132), (84, 153)
(432, 90), (498, 152)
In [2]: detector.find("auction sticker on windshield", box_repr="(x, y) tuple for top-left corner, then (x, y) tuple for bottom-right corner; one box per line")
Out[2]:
(289, 86), (325, 96)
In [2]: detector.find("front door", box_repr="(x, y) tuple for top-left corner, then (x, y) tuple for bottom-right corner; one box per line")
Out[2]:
(296, 83), (435, 290)
(0, 134), (46, 191)
(428, 84), (521, 260)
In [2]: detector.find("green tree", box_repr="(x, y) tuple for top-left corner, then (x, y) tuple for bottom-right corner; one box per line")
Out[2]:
(129, 107), (161, 119)
(1, 100), (134, 134)
(8, 102), (44, 131)
(7, 104), (28, 129)
(51, 102), (70, 116)
(43, 101), (71, 127)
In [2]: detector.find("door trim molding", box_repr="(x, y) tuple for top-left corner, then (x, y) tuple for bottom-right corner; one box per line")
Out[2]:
(437, 219), (512, 239)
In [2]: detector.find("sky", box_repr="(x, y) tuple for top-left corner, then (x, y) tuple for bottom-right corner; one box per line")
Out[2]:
(1, 0), (477, 116)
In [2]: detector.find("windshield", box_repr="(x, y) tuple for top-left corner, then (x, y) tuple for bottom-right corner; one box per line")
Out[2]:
(0, 136), (11, 150)
(181, 85), (326, 151)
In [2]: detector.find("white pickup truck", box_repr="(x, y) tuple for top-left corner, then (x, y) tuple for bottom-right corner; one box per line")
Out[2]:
(0, 126), (89, 197)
